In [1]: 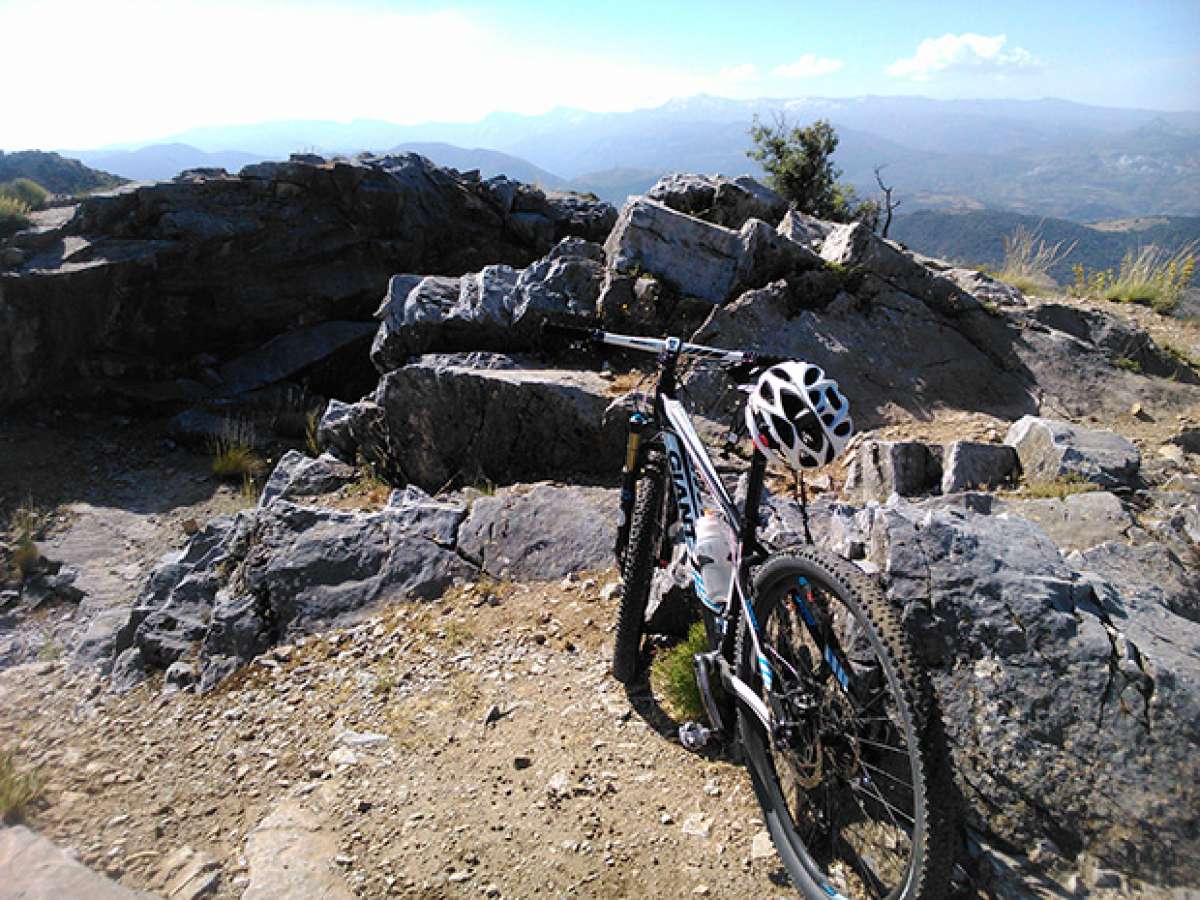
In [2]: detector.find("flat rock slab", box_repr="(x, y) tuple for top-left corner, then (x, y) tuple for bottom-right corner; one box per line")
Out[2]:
(0, 825), (159, 899)
(242, 793), (352, 900)
(996, 491), (1133, 553)
(217, 321), (377, 396)
(368, 356), (628, 492)
(458, 482), (618, 579)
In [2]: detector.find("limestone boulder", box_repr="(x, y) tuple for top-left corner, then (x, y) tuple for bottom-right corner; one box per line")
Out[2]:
(370, 238), (604, 371)
(0, 153), (614, 407)
(1005, 416), (1141, 490)
(771, 492), (1200, 882)
(111, 487), (473, 692)
(940, 440), (1019, 493)
(776, 209), (833, 250)
(603, 198), (819, 307)
(1028, 303), (1198, 382)
(362, 354), (629, 492)
(843, 440), (943, 502)
(996, 490), (1134, 552)
(646, 173), (788, 229)
(259, 450), (357, 506)
(820, 221), (977, 316)
(688, 281), (1036, 429)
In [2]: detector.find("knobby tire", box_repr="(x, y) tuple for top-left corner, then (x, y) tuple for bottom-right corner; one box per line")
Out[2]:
(736, 546), (955, 899)
(611, 453), (665, 684)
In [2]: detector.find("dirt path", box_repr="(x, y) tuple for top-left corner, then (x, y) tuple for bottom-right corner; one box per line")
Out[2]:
(1, 579), (796, 898)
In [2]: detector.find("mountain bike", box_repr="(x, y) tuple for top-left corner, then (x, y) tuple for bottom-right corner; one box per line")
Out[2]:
(545, 322), (956, 900)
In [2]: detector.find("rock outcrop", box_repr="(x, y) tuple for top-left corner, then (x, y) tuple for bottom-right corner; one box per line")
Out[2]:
(603, 198), (820, 307)
(645, 173), (789, 229)
(350, 354), (629, 492)
(108, 479), (618, 692)
(370, 238), (605, 370)
(0, 154), (615, 407)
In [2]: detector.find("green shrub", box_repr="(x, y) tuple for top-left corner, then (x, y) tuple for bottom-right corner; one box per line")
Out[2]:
(0, 178), (49, 209)
(650, 620), (709, 721)
(0, 750), (43, 824)
(1113, 356), (1142, 374)
(0, 195), (31, 238)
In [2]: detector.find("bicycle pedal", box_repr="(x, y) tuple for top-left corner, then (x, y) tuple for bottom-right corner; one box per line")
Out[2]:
(678, 721), (713, 752)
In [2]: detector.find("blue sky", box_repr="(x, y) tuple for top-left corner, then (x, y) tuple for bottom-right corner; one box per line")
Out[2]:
(2, 0), (1197, 149)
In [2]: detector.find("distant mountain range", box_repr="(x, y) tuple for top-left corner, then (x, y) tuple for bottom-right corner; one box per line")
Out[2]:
(65, 143), (269, 184)
(138, 95), (1199, 219)
(889, 209), (1200, 282)
(6, 95), (1199, 220)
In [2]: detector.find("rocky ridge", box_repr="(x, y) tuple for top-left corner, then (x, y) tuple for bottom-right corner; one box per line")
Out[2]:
(2, 169), (1199, 897)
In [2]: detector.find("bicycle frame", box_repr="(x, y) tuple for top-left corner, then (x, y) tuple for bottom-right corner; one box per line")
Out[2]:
(655, 384), (777, 732)
(564, 326), (785, 733)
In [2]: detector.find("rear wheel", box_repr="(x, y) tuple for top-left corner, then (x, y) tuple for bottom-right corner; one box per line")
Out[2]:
(736, 547), (954, 899)
(611, 453), (666, 684)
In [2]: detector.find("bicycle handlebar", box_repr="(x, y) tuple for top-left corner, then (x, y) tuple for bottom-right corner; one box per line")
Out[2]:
(541, 321), (788, 371)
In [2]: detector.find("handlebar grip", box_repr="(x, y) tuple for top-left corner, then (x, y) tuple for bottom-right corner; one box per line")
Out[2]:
(541, 321), (602, 342)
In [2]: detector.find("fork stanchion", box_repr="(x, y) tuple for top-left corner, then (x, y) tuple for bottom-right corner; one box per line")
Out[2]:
(613, 412), (647, 560)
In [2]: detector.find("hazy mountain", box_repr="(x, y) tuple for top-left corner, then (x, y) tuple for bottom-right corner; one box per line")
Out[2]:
(67, 144), (271, 183)
(0, 150), (125, 195)
(889, 209), (1200, 281)
(565, 167), (664, 202)
(390, 143), (566, 188)
(75, 95), (1200, 217)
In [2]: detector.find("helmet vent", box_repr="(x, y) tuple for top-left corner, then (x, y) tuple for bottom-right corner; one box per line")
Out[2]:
(780, 388), (805, 421)
(770, 414), (795, 448)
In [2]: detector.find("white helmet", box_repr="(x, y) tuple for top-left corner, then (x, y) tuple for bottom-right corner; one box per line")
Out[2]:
(746, 362), (853, 470)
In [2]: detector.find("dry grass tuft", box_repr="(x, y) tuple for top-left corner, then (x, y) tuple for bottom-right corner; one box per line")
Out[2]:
(1071, 242), (1197, 314)
(8, 499), (43, 581)
(1006, 475), (1099, 500)
(995, 224), (1075, 296)
(210, 418), (266, 483)
(0, 750), (43, 824)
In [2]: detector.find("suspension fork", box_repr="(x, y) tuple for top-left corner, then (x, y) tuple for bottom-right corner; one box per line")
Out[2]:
(614, 412), (648, 561)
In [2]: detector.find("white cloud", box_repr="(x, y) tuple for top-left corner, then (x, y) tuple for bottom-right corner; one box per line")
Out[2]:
(772, 54), (844, 79)
(0, 0), (763, 148)
(887, 33), (1038, 80)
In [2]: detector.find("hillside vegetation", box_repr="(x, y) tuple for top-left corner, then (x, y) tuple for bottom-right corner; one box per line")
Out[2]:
(0, 150), (125, 196)
(891, 209), (1200, 282)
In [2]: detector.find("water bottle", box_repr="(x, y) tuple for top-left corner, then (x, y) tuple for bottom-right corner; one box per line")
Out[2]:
(694, 511), (733, 607)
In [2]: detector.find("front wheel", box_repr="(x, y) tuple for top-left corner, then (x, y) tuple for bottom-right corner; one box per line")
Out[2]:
(736, 547), (955, 899)
(611, 452), (666, 684)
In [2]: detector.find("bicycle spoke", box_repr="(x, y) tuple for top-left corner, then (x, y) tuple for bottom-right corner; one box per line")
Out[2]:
(855, 735), (911, 755)
(849, 779), (916, 828)
(838, 781), (904, 898)
(859, 759), (915, 794)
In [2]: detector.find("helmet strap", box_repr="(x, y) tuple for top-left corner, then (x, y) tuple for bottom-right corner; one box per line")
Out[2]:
(790, 470), (814, 546)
